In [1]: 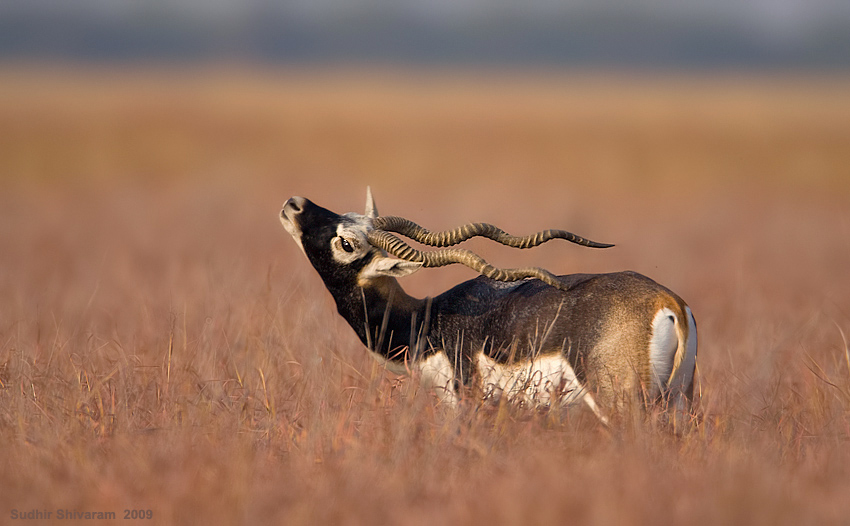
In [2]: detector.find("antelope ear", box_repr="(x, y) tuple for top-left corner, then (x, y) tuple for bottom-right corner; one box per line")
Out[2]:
(359, 255), (422, 281)
(365, 186), (378, 219)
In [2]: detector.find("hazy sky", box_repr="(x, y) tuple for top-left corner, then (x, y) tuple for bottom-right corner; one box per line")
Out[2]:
(3, 0), (849, 67)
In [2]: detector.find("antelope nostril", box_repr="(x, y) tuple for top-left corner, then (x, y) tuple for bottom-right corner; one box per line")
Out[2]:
(285, 196), (306, 214)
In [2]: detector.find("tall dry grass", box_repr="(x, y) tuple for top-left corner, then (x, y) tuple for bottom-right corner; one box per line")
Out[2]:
(1, 67), (850, 524)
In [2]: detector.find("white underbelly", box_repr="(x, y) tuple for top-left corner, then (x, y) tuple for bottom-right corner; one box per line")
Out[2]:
(416, 352), (458, 405)
(377, 349), (605, 421)
(476, 352), (587, 407)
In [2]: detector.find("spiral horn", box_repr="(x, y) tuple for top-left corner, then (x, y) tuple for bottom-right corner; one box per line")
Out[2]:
(366, 230), (569, 290)
(372, 216), (613, 249)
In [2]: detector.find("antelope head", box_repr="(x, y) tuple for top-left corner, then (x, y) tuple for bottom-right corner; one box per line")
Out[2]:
(279, 188), (612, 291)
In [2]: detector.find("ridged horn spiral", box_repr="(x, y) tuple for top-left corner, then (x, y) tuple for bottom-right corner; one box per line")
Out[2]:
(366, 230), (569, 290)
(372, 216), (613, 249)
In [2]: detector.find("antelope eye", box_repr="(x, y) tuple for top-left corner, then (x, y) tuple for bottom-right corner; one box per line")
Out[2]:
(340, 238), (355, 253)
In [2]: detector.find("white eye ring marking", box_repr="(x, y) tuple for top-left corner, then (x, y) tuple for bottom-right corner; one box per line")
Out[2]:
(330, 234), (365, 264)
(332, 220), (371, 264)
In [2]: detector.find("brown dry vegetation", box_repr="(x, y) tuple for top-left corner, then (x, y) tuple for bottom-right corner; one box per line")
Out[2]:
(1, 66), (850, 525)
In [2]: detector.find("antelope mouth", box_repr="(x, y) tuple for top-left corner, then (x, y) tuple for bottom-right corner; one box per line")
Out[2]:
(280, 197), (307, 253)
(279, 207), (298, 234)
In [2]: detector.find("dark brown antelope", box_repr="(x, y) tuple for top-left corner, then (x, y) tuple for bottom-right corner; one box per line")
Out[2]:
(280, 189), (697, 423)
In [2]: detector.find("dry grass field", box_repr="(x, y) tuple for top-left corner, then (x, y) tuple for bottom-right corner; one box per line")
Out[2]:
(1, 67), (850, 525)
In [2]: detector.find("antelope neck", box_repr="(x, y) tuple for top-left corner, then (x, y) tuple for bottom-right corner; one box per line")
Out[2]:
(331, 276), (430, 360)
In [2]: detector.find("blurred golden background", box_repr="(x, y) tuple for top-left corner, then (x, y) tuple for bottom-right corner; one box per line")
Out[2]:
(2, 2), (850, 524)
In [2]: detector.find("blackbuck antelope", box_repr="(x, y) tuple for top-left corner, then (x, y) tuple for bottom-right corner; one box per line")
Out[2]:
(280, 189), (697, 423)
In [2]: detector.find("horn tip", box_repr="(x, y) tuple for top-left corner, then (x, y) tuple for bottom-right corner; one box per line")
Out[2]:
(365, 186), (378, 218)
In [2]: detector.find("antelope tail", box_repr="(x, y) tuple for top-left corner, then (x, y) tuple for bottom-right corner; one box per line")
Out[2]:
(665, 306), (698, 409)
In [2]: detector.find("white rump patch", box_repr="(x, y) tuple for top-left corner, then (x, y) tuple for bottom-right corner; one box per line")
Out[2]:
(649, 307), (679, 396)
